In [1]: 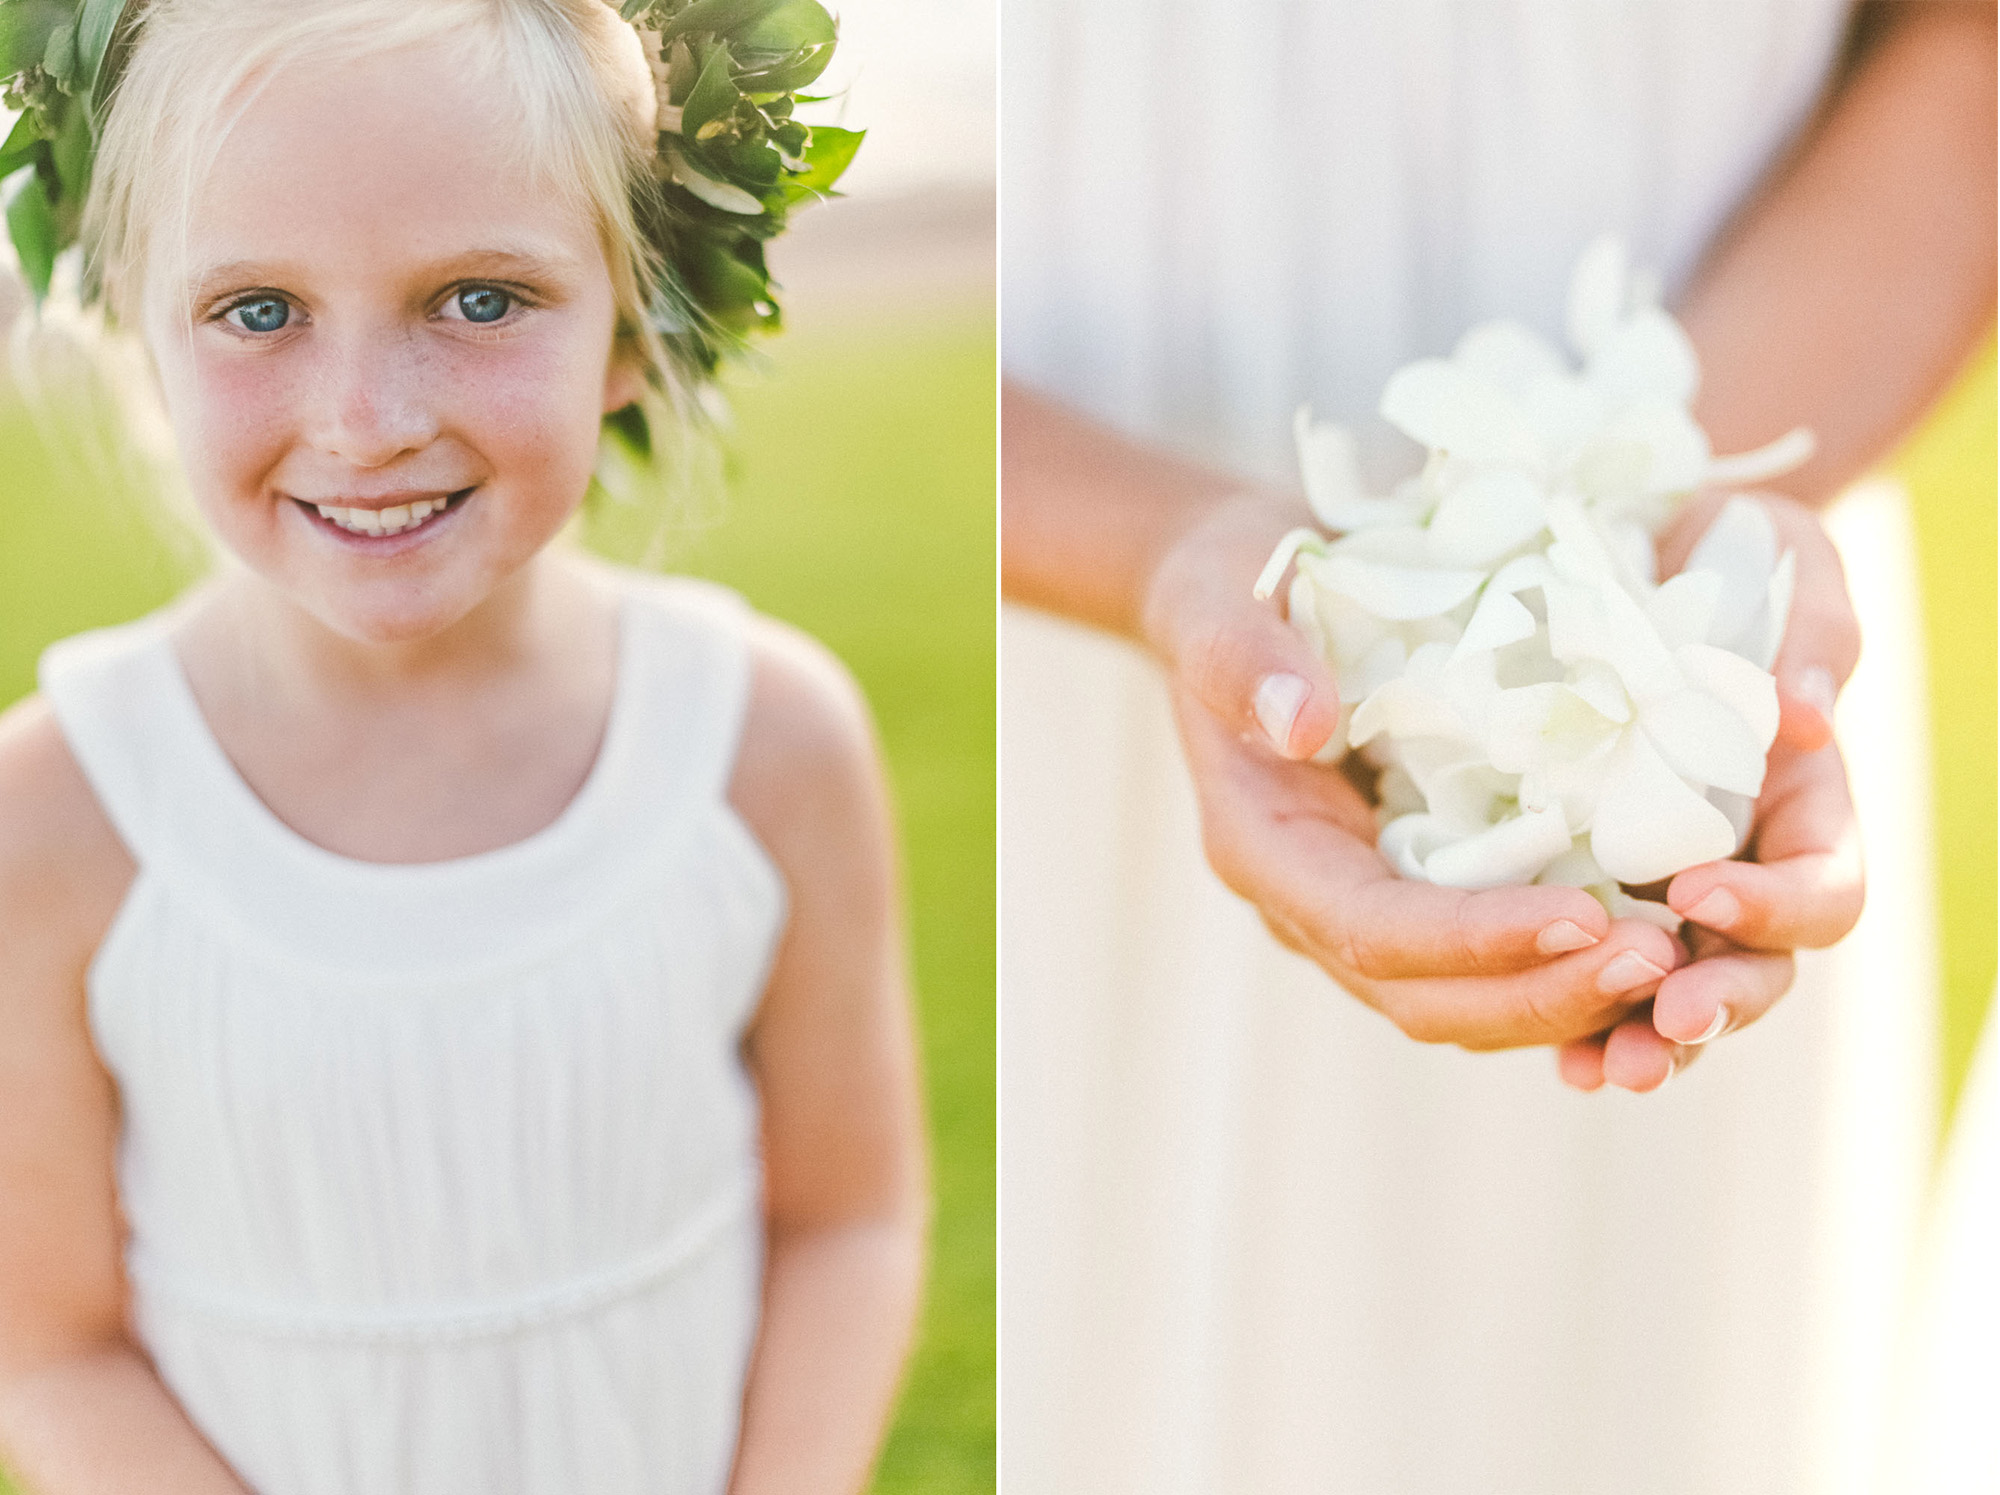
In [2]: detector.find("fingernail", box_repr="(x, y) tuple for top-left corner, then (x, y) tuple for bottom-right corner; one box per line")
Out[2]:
(1596, 951), (1668, 994)
(1537, 919), (1599, 955)
(1254, 673), (1310, 755)
(1687, 1005), (1731, 1045)
(1795, 666), (1836, 719)
(1683, 888), (1740, 930)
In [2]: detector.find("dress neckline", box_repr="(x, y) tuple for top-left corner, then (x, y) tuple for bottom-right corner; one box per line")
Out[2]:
(142, 593), (640, 886)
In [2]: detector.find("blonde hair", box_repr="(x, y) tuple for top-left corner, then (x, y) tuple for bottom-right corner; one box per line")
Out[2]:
(60, 0), (709, 552)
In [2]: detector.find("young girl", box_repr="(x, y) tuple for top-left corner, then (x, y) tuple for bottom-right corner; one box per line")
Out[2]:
(0, 2), (926, 1491)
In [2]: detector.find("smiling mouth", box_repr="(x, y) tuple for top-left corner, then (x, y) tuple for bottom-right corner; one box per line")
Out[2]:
(297, 488), (473, 538)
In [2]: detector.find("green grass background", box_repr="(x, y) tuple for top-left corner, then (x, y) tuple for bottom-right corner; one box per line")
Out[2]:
(1895, 335), (1997, 1135)
(0, 306), (995, 1492)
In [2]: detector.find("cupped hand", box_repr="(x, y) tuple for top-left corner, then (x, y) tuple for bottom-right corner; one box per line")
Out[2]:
(1557, 491), (1866, 1091)
(1145, 496), (1686, 1051)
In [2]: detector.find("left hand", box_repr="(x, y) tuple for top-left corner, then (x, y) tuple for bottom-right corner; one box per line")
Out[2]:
(1557, 491), (1867, 1092)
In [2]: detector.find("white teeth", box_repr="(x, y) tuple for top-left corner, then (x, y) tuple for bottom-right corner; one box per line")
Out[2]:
(310, 497), (454, 537)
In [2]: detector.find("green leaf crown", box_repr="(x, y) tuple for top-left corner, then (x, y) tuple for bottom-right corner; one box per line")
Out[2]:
(0, 0), (860, 391)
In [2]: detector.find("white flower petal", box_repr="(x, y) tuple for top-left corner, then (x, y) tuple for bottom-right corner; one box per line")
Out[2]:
(1683, 495), (1779, 651)
(1310, 553), (1486, 621)
(1639, 688), (1769, 796)
(1348, 675), (1470, 748)
(1452, 320), (1567, 395)
(1586, 306), (1700, 408)
(1606, 889), (1684, 931)
(1427, 469), (1547, 567)
(1598, 401), (1711, 496)
(1708, 787), (1756, 853)
(1379, 359), (1540, 468)
(1562, 661), (1629, 725)
(1254, 527), (1323, 601)
(1518, 372), (1607, 459)
(1758, 549), (1796, 672)
(1379, 812), (1452, 880)
(1674, 643), (1780, 751)
(1537, 841), (1609, 889)
(1588, 729), (1741, 884)
(1566, 235), (1628, 359)
(1707, 426), (1815, 486)
(1424, 806), (1573, 890)
(1293, 410), (1388, 530)
(1454, 583), (1538, 660)
(1646, 569), (1722, 649)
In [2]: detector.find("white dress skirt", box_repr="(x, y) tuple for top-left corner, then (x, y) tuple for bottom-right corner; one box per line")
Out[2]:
(1001, 4), (1939, 1491)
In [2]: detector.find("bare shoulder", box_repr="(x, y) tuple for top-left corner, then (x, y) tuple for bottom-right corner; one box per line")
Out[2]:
(0, 695), (134, 998)
(727, 614), (893, 896)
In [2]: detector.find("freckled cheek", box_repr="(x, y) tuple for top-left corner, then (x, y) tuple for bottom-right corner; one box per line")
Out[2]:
(441, 338), (611, 510)
(176, 353), (303, 509)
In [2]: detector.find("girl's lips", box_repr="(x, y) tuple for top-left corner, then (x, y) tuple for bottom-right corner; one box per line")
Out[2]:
(293, 488), (474, 547)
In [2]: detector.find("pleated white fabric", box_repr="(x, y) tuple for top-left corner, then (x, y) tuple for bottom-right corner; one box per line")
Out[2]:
(38, 574), (783, 1495)
(1003, 4), (1939, 1491)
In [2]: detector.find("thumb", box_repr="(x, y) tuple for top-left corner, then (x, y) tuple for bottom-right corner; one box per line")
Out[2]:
(1764, 497), (1860, 754)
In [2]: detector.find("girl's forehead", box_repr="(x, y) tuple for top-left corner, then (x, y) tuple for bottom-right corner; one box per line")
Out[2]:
(173, 39), (598, 280)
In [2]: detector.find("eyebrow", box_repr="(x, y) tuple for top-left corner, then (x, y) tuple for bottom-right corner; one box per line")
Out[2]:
(185, 246), (584, 303)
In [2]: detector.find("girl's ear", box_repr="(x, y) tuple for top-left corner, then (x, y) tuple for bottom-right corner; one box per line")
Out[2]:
(602, 350), (646, 415)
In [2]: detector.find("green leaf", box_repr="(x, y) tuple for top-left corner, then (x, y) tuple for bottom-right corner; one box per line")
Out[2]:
(733, 0), (834, 58)
(618, 0), (656, 20)
(42, 17), (75, 86)
(681, 38), (740, 139)
(659, 0), (782, 44)
(49, 88), (89, 201)
(0, 0), (71, 78)
(75, 0), (126, 100)
(8, 170), (57, 298)
(732, 39), (834, 94)
(787, 124), (862, 196)
(0, 110), (46, 181)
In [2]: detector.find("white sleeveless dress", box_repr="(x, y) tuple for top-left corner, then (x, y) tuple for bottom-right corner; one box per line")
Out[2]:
(38, 574), (782, 1495)
(1003, 4), (1938, 1492)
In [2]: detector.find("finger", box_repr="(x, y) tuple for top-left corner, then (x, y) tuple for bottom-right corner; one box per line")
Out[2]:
(1601, 1008), (1689, 1092)
(1760, 493), (1860, 751)
(1181, 594), (1345, 760)
(1360, 918), (1681, 1050)
(1651, 942), (1796, 1046)
(1181, 699), (1614, 978)
(1157, 509), (1347, 760)
(1667, 743), (1863, 950)
(1556, 1034), (1608, 1091)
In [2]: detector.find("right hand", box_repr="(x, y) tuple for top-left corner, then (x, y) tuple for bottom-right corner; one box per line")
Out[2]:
(1141, 495), (1688, 1052)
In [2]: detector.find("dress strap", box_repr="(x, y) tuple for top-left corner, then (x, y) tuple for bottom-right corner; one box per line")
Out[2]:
(36, 613), (185, 863)
(611, 573), (759, 814)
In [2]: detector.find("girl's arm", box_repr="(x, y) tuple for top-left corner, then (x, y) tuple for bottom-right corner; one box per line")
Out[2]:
(1561, 0), (1996, 1088)
(1681, 0), (1997, 509)
(0, 702), (250, 1493)
(727, 626), (927, 1495)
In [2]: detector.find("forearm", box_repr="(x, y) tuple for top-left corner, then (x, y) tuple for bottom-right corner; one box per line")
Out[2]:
(1001, 382), (1287, 640)
(0, 1342), (248, 1493)
(1679, 0), (1996, 505)
(726, 1215), (926, 1495)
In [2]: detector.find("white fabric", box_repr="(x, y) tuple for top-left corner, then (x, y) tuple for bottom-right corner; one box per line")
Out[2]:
(1002, 4), (1939, 1491)
(38, 574), (783, 1495)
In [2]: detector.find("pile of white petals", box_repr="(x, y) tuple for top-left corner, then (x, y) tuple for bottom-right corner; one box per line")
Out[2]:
(1256, 238), (1814, 927)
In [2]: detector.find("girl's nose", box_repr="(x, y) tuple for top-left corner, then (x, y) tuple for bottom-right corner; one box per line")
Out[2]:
(307, 328), (441, 467)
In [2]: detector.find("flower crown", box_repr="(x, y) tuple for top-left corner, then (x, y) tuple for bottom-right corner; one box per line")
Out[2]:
(0, 0), (860, 400)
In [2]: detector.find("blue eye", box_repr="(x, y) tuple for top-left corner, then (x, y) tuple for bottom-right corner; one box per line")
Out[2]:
(455, 287), (511, 323)
(229, 296), (290, 333)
